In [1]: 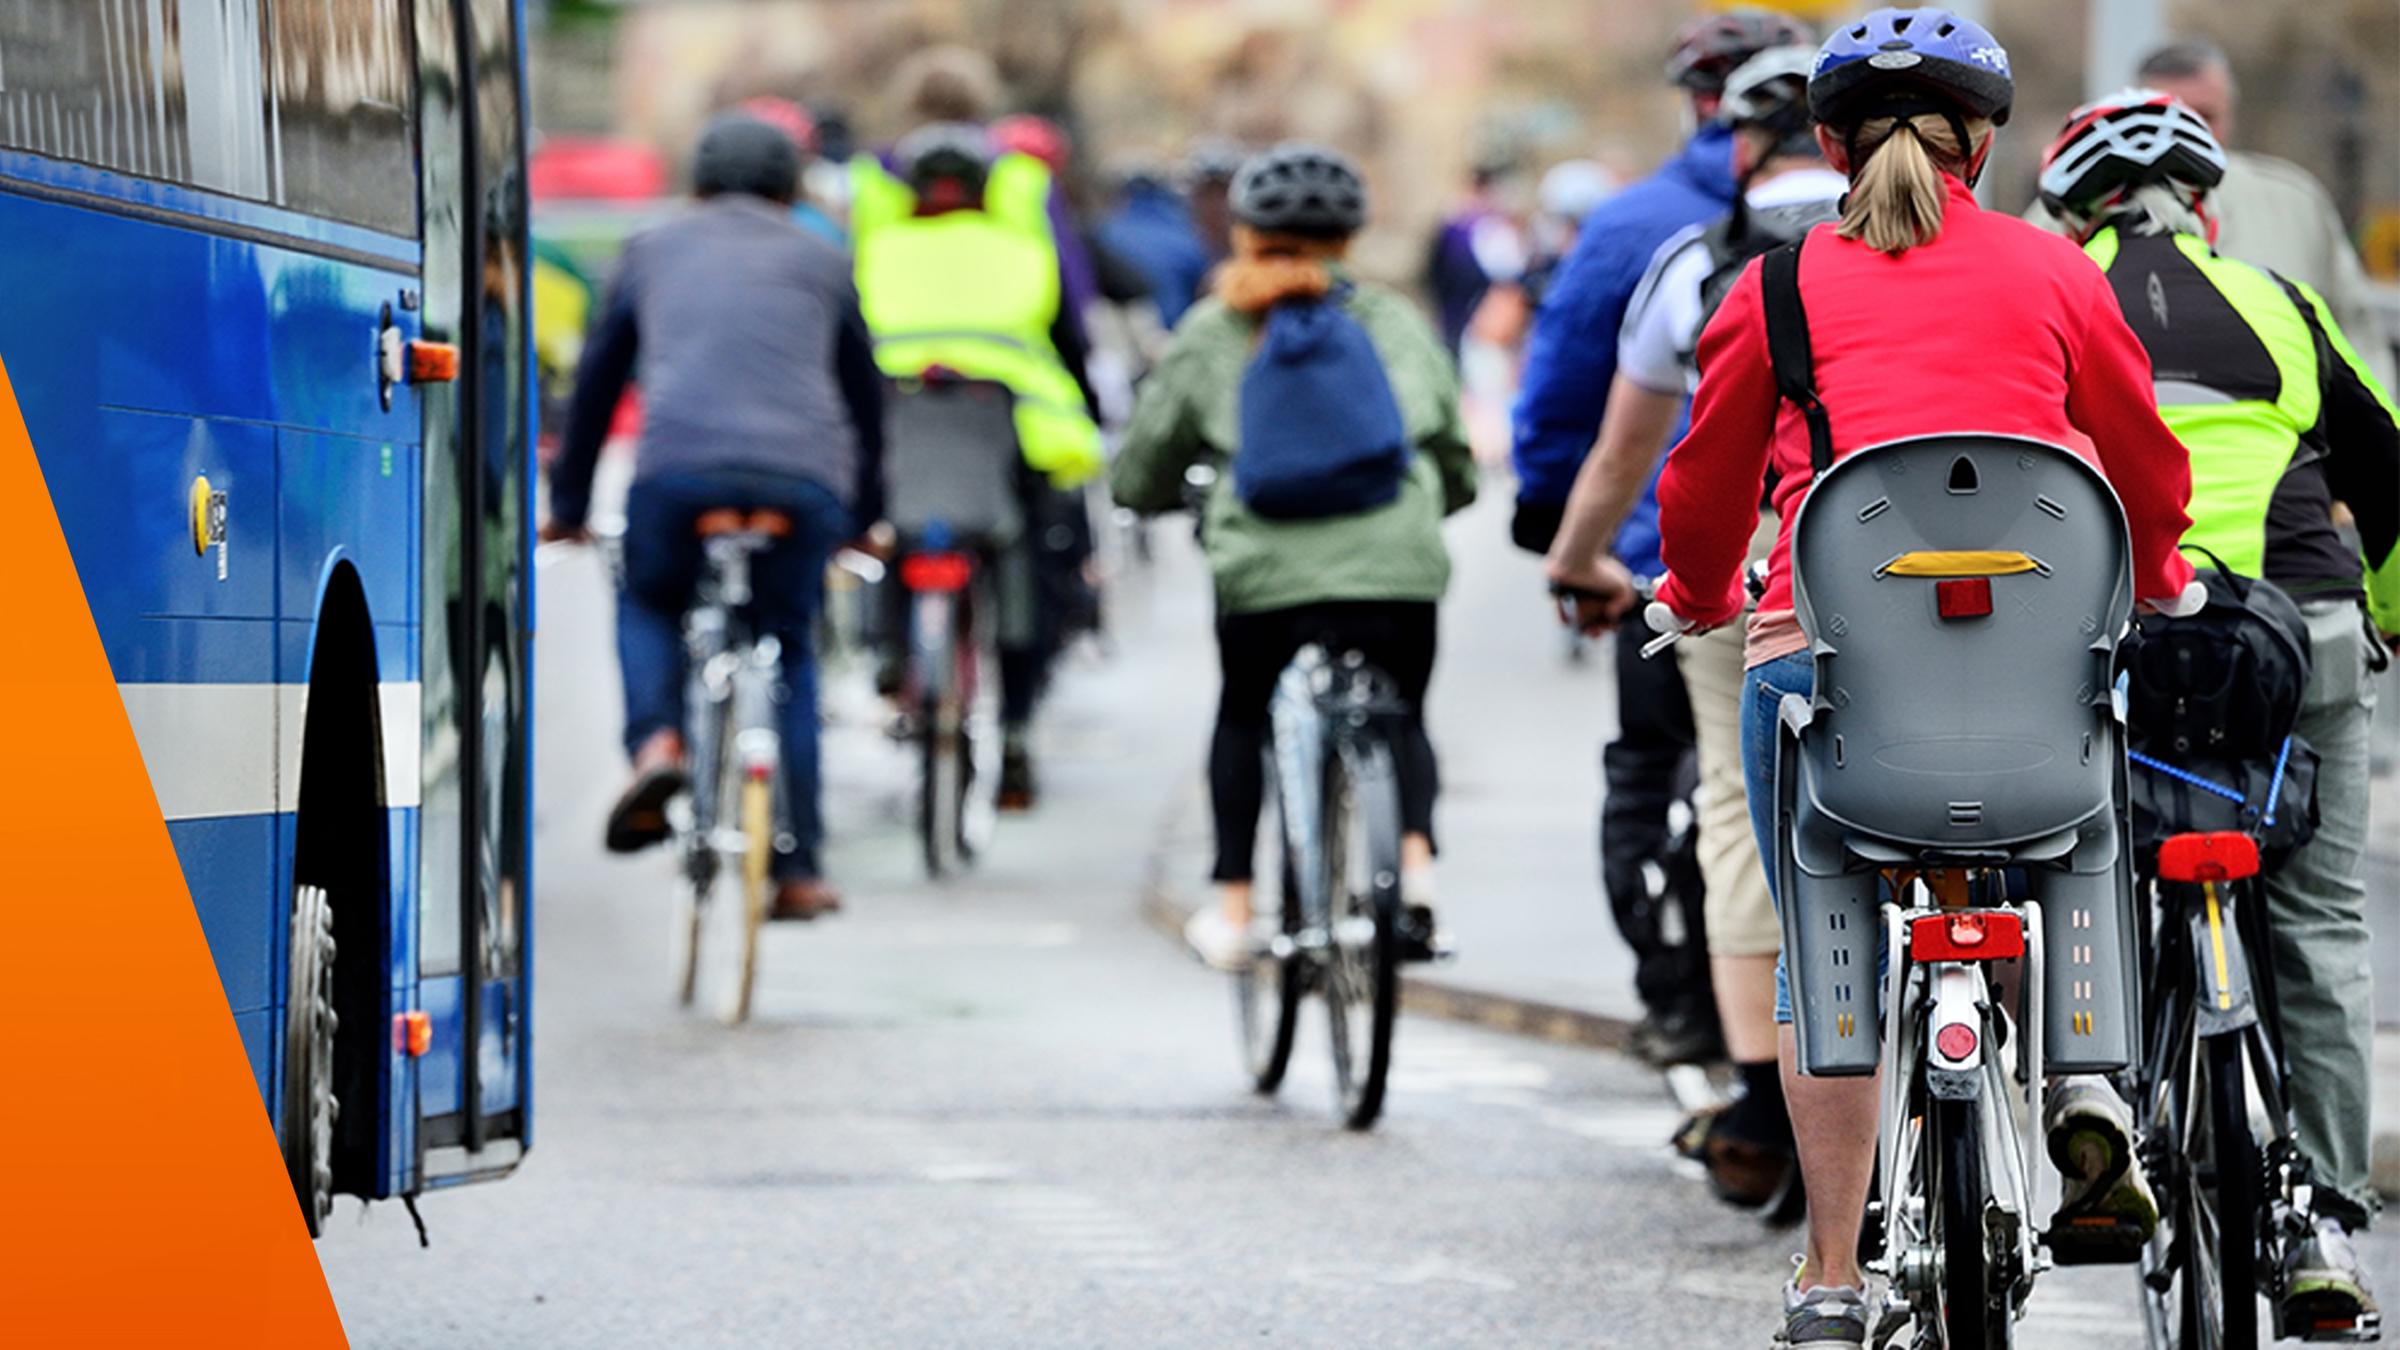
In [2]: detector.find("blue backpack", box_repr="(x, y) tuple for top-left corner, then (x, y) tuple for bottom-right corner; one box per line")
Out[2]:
(1233, 291), (1411, 519)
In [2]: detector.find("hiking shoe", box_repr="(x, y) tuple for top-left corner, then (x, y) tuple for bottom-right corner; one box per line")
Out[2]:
(2044, 1074), (2156, 1263)
(998, 741), (1038, 812)
(2282, 1216), (2382, 1341)
(1777, 1274), (1869, 1347)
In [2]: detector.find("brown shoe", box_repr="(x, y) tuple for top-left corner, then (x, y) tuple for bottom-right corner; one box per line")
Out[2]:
(604, 730), (688, 854)
(770, 878), (844, 922)
(1701, 1127), (1798, 1209)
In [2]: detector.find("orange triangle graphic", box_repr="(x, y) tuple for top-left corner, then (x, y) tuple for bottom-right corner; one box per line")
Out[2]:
(0, 356), (346, 1343)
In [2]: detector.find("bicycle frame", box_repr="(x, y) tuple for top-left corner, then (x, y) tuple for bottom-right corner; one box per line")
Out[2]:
(682, 537), (790, 877)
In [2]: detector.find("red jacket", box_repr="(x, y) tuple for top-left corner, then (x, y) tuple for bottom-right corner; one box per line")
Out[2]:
(1655, 175), (2196, 644)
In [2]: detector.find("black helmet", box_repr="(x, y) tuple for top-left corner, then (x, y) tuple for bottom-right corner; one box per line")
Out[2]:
(1229, 143), (1366, 238)
(1669, 8), (1817, 95)
(896, 121), (993, 205)
(693, 113), (801, 201)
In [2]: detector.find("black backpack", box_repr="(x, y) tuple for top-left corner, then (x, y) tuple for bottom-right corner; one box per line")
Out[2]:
(2123, 556), (2312, 763)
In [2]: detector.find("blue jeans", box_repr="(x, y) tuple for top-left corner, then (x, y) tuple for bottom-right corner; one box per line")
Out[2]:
(619, 470), (850, 880)
(1739, 652), (1815, 1024)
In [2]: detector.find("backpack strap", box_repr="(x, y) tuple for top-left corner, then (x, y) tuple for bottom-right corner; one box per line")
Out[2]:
(1760, 238), (1834, 477)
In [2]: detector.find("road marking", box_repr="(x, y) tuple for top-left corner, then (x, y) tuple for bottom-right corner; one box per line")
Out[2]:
(1287, 1255), (1517, 1293)
(994, 1184), (1179, 1284)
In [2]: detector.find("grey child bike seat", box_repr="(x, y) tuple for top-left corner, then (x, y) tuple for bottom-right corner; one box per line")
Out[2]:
(1774, 434), (2142, 1076)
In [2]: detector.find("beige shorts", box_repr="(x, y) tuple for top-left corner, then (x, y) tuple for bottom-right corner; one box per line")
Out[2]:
(1676, 514), (1780, 959)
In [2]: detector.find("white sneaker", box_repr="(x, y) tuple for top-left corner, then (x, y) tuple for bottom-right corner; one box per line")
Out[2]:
(1184, 906), (1261, 972)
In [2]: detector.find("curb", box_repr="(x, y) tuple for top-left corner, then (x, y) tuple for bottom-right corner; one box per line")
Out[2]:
(1137, 879), (1641, 1056)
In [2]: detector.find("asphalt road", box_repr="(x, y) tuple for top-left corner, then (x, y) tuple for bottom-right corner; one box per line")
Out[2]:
(316, 504), (2390, 1348)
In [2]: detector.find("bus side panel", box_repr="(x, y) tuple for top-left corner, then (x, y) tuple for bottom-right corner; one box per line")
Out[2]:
(165, 815), (284, 1113)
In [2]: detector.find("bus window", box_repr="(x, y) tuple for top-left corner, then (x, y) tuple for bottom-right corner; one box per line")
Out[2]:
(267, 0), (416, 235)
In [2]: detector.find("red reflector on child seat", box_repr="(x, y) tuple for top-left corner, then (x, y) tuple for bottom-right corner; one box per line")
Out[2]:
(899, 551), (973, 593)
(2156, 830), (2261, 883)
(1935, 1022), (1979, 1061)
(1909, 911), (2025, 962)
(1935, 576), (1993, 619)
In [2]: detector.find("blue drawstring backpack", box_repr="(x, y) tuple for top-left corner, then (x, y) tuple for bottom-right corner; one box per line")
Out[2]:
(1233, 290), (1411, 519)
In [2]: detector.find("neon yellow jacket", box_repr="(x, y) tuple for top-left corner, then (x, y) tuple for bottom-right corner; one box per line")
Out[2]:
(850, 154), (1103, 486)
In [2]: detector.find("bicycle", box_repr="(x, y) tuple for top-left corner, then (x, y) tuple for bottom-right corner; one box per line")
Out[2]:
(661, 510), (794, 1026)
(895, 528), (992, 877)
(1690, 434), (2149, 1349)
(1233, 643), (1421, 1131)
(2128, 766), (2376, 1346)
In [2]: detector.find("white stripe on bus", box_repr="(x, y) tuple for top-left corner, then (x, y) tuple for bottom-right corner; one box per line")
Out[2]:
(117, 682), (423, 821)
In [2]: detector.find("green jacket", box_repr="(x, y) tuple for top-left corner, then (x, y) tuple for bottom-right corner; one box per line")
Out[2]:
(1110, 281), (1476, 616)
(2086, 226), (2400, 631)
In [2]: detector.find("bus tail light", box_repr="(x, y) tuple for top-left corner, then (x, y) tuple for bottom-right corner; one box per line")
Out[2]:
(1908, 911), (2024, 962)
(392, 1010), (432, 1058)
(407, 340), (460, 383)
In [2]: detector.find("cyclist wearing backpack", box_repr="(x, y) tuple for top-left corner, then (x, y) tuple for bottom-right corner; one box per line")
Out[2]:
(1545, 44), (1842, 1214)
(1108, 145), (1475, 971)
(2041, 89), (2400, 1323)
(1638, 13), (2201, 1344)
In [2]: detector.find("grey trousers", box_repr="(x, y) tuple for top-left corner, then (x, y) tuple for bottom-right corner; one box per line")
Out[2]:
(2271, 598), (2382, 1224)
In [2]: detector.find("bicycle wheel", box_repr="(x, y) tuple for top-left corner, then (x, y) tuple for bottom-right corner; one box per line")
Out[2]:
(1322, 739), (1400, 1131)
(921, 689), (968, 878)
(1935, 1096), (2012, 1348)
(711, 773), (771, 1025)
(1235, 783), (1303, 1093)
(673, 698), (730, 1008)
(2178, 1032), (2260, 1349)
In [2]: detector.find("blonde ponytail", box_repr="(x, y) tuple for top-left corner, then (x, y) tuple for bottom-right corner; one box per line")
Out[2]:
(1836, 113), (1992, 256)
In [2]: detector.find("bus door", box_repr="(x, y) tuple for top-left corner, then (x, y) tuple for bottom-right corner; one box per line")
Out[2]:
(415, 0), (533, 1182)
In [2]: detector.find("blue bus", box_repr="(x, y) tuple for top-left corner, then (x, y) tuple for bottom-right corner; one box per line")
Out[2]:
(0, 1), (533, 1232)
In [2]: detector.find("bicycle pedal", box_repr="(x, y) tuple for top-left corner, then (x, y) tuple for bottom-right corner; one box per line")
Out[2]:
(2285, 1302), (2382, 1342)
(2043, 1215), (2149, 1266)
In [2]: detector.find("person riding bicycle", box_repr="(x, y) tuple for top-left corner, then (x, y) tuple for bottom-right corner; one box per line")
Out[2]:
(850, 122), (1107, 812)
(2040, 87), (2400, 1327)
(1514, 5), (1815, 1072)
(544, 112), (886, 922)
(1613, 13), (2203, 1345)
(1545, 42), (1843, 1215)
(1107, 144), (1476, 972)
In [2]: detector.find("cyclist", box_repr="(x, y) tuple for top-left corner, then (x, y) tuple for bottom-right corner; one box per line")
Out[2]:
(1512, 6), (1813, 1070)
(850, 123), (1107, 811)
(1106, 144), (1476, 971)
(1632, 13), (2201, 1344)
(2040, 87), (2400, 1325)
(1546, 43), (1842, 1211)
(544, 112), (886, 922)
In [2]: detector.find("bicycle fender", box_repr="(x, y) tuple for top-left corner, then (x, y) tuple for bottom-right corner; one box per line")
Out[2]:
(2186, 881), (2261, 1038)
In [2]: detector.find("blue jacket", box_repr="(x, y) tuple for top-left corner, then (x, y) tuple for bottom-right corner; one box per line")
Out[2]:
(1509, 125), (1736, 573)
(1098, 184), (1214, 327)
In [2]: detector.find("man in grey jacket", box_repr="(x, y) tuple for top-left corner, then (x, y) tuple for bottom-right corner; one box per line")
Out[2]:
(2135, 39), (2396, 391)
(544, 113), (886, 920)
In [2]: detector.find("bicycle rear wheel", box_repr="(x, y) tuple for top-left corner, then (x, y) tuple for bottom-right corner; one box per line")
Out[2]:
(711, 774), (771, 1025)
(920, 689), (970, 878)
(1235, 786), (1303, 1093)
(1323, 739), (1400, 1131)
(2178, 1032), (2260, 1349)
(1935, 1096), (2012, 1348)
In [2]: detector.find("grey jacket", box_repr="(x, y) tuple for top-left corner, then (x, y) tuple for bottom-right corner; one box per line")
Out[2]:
(551, 195), (885, 529)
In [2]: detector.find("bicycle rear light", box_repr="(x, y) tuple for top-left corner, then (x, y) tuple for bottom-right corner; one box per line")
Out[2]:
(1907, 911), (2024, 962)
(1934, 576), (1993, 620)
(900, 551), (973, 593)
(2155, 830), (2260, 883)
(1934, 1022), (1979, 1061)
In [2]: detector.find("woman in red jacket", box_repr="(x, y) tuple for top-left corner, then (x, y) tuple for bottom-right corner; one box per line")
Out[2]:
(1549, 11), (2198, 1345)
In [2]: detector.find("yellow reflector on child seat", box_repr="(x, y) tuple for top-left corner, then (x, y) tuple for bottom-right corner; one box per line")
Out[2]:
(1877, 550), (2040, 578)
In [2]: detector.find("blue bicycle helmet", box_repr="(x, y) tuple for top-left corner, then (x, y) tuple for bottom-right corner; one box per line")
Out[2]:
(1808, 7), (2014, 129)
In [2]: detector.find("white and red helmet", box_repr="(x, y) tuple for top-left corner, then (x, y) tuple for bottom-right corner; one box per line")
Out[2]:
(2038, 88), (2226, 224)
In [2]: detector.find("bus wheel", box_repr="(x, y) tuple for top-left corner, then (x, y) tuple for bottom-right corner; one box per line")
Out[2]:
(281, 883), (339, 1237)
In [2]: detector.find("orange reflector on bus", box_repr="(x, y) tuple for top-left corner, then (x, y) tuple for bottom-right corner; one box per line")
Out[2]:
(407, 340), (460, 383)
(393, 1010), (432, 1058)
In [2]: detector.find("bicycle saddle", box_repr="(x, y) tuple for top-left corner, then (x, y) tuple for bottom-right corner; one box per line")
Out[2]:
(693, 508), (793, 539)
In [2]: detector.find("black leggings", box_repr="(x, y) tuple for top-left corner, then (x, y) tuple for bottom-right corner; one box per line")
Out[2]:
(1209, 600), (1439, 883)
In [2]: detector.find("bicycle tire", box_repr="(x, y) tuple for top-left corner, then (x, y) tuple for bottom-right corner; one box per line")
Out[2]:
(1936, 1096), (2011, 1349)
(1236, 789), (1304, 1093)
(716, 774), (771, 1025)
(2181, 1031), (2260, 1349)
(675, 687), (731, 1008)
(920, 689), (967, 878)
(1323, 739), (1400, 1131)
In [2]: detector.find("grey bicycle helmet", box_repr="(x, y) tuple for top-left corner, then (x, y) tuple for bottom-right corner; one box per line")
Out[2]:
(1669, 8), (1817, 95)
(1229, 143), (1367, 238)
(1721, 45), (1819, 157)
(693, 113), (802, 201)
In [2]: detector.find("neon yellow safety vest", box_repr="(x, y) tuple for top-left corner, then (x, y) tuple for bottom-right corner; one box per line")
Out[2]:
(850, 152), (1104, 487)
